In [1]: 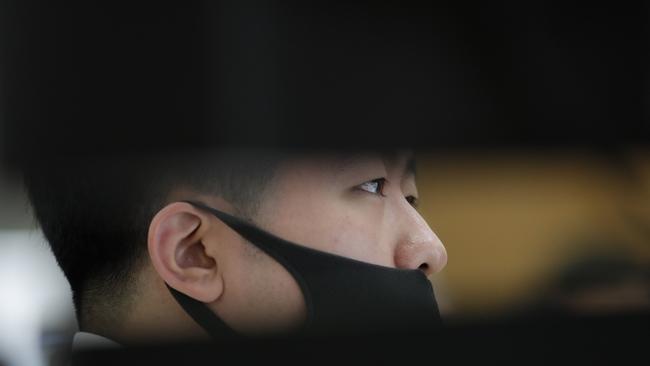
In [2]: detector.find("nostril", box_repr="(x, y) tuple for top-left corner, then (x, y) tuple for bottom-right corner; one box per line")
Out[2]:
(418, 263), (429, 272)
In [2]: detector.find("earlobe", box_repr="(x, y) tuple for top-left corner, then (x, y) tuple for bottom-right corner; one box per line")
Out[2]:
(148, 202), (224, 303)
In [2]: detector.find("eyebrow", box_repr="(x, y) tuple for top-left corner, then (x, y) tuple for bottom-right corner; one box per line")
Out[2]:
(405, 156), (417, 178)
(381, 151), (417, 180)
(336, 153), (369, 174)
(336, 151), (417, 180)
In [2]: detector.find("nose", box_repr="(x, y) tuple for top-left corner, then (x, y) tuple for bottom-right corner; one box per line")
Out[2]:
(393, 209), (447, 277)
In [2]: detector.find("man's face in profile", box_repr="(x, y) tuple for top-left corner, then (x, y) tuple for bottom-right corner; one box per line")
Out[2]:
(197, 151), (447, 334)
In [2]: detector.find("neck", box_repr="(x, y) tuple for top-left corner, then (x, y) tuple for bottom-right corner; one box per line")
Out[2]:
(81, 265), (209, 345)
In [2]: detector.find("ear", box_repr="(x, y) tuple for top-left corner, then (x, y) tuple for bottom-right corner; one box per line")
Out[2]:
(148, 201), (223, 303)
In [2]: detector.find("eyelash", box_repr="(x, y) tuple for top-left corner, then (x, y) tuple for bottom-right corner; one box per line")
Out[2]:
(358, 178), (419, 208)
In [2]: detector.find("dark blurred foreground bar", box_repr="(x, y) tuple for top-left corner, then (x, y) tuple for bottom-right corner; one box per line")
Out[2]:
(1, 1), (648, 170)
(70, 311), (648, 365)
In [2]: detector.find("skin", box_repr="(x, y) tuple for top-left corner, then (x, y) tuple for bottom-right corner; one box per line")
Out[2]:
(111, 151), (447, 343)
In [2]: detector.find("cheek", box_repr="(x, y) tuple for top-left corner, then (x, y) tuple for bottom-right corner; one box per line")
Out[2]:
(221, 239), (307, 335)
(335, 216), (389, 266)
(286, 201), (388, 266)
(258, 171), (388, 265)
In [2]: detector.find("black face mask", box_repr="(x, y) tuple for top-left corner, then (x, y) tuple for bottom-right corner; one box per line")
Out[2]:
(167, 200), (442, 338)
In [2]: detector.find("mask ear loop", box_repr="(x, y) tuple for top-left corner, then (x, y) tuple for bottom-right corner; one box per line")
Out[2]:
(166, 284), (240, 339)
(181, 200), (316, 333)
(163, 200), (244, 339)
(165, 200), (314, 339)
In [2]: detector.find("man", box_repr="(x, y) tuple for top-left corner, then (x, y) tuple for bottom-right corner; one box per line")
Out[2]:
(24, 149), (447, 346)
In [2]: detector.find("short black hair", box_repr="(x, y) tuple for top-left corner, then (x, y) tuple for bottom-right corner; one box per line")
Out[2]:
(23, 150), (281, 325)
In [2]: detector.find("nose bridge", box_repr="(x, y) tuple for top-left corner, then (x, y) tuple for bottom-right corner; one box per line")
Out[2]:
(392, 199), (447, 276)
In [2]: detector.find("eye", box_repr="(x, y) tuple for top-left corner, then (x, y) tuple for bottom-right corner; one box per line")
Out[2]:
(357, 178), (387, 196)
(406, 195), (419, 208)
